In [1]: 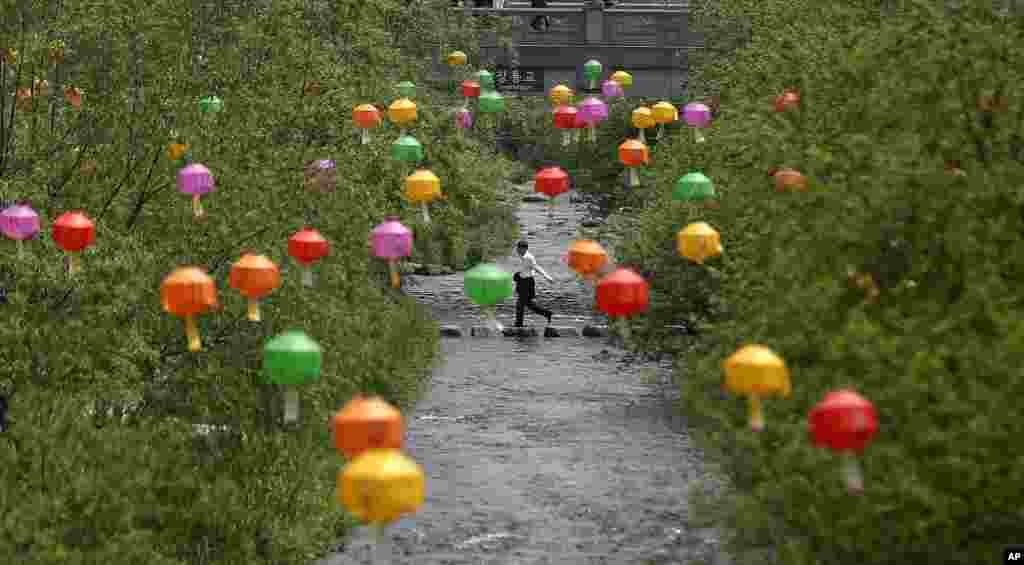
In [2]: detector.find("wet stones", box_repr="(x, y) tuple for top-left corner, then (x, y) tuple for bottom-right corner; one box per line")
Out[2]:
(439, 325), (463, 337)
(582, 324), (609, 337)
(447, 325), (596, 337)
(522, 194), (547, 203)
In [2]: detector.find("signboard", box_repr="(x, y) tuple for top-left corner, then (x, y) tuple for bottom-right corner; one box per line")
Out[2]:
(494, 66), (545, 93)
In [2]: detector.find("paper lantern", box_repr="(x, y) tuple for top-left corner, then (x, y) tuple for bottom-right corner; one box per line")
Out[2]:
(337, 448), (425, 525)
(774, 90), (800, 113)
(371, 217), (413, 288)
(652, 101), (677, 140)
(475, 69), (495, 90)
(161, 267), (218, 352)
(229, 253), (281, 321)
(64, 86), (82, 109)
(722, 345), (791, 431)
(461, 80), (481, 105)
(673, 172), (716, 204)
(52, 211), (95, 276)
(1, 203), (40, 259)
(610, 70), (632, 88)
(332, 396), (404, 459)
(167, 142), (189, 162)
(446, 50), (467, 66)
(567, 239), (608, 282)
(263, 330), (321, 423)
(578, 97), (608, 142)
(302, 79), (322, 96)
(288, 228), (330, 287)
(601, 80), (623, 98)
(455, 107), (473, 131)
(395, 81), (416, 98)
(32, 78), (49, 97)
(353, 104), (382, 145)
(683, 102), (712, 143)
(550, 84), (573, 105)
(15, 87), (33, 112)
(48, 39), (65, 64)
(1, 47), (17, 65)
(304, 159), (337, 193)
(809, 390), (878, 494)
(677, 222), (722, 265)
(596, 268), (649, 340)
(391, 135), (424, 164)
(388, 98), (417, 133)
(582, 59), (603, 90)
(632, 107), (655, 142)
(405, 169), (442, 223)
(534, 166), (570, 216)
(177, 163), (215, 219)
(618, 139), (649, 187)
(478, 90), (505, 114)
(464, 263), (514, 331)
(553, 105), (577, 146)
(198, 95), (224, 114)
(773, 168), (808, 192)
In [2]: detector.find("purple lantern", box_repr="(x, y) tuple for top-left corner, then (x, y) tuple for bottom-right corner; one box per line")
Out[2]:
(578, 97), (609, 143)
(455, 107), (473, 131)
(601, 80), (624, 98)
(177, 163), (215, 219)
(370, 216), (413, 288)
(683, 102), (713, 143)
(1, 203), (40, 258)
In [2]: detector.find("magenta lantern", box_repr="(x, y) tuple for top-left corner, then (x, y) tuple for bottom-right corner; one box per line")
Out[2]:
(578, 96), (609, 143)
(177, 163), (215, 219)
(455, 107), (473, 130)
(601, 80), (624, 98)
(683, 102), (713, 143)
(371, 216), (413, 289)
(1, 202), (40, 258)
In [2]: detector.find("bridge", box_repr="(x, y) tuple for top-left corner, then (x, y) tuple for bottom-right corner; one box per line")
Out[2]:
(430, 0), (705, 99)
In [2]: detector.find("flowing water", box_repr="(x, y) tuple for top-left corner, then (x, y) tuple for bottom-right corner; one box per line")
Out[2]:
(318, 181), (723, 564)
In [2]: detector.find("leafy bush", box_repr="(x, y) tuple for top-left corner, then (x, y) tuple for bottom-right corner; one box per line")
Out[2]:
(0, 0), (518, 562)
(615, 1), (1024, 563)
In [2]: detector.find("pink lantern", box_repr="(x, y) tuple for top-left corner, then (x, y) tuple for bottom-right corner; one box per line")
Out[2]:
(371, 216), (413, 288)
(455, 107), (473, 131)
(601, 80), (624, 98)
(177, 163), (215, 219)
(683, 102), (712, 143)
(1, 202), (40, 258)
(578, 97), (608, 143)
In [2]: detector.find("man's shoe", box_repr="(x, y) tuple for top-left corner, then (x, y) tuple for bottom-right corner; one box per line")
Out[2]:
(545, 313), (552, 325)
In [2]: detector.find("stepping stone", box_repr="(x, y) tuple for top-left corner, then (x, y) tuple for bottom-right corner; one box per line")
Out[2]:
(469, 326), (494, 337)
(439, 325), (463, 337)
(502, 327), (539, 337)
(665, 324), (689, 336)
(545, 326), (580, 337)
(581, 324), (608, 337)
(522, 194), (547, 203)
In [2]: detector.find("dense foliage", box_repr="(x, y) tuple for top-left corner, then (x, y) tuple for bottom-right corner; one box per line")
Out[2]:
(0, 0), (518, 562)
(612, 1), (1024, 563)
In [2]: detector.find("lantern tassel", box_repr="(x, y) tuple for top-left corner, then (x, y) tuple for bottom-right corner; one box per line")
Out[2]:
(421, 203), (431, 224)
(185, 315), (201, 352)
(589, 78), (596, 90)
(548, 197), (555, 218)
(656, 124), (664, 139)
(695, 129), (706, 144)
(485, 307), (503, 333)
(192, 194), (204, 218)
(638, 130), (646, 143)
(302, 267), (314, 287)
(628, 167), (639, 187)
(573, 130), (580, 143)
(748, 395), (764, 431)
(588, 124), (597, 143)
(360, 129), (371, 145)
(372, 524), (390, 565)
(562, 131), (570, 146)
(68, 252), (81, 275)
(617, 317), (630, 341)
(246, 298), (261, 321)
(843, 453), (864, 494)
(283, 387), (299, 423)
(389, 260), (401, 288)
(17, 239), (24, 259)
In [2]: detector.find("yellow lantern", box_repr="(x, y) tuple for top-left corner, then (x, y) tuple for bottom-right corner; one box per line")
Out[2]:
(550, 84), (573, 106)
(388, 98), (417, 133)
(722, 345), (791, 432)
(610, 70), (632, 88)
(166, 142), (189, 162)
(446, 50), (467, 66)
(677, 222), (723, 265)
(652, 101), (677, 139)
(404, 169), (441, 223)
(631, 106), (656, 143)
(337, 448), (424, 531)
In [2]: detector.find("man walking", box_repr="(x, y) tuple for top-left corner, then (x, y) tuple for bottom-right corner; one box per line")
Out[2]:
(530, 0), (551, 32)
(513, 241), (555, 327)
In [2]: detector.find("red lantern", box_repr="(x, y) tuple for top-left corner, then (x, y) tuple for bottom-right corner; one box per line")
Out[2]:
(809, 389), (878, 495)
(596, 268), (649, 340)
(534, 166), (569, 198)
(52, 211), (95, 276)
(774, 90), (800, 112)
(462, 80), (480, 98)
(64, 86), (82, 108)
(288, 228), (330, 287)
(553, 105), (577, 146)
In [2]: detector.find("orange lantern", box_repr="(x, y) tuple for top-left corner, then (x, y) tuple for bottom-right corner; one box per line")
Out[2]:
(228, 252), (281, 322)
(161, 267), (219, 352)
(773, 168), (807, 192)
(353, 104), (382, 145)
(774, 90), (800, 112)
(63, 86), (82, 108)
(618, 139), (649, 187)
(332, 396), (404, 459)
(567, 240), (609, 283)
(303, 79), (322, 96)
(977, 94), (1009, 113)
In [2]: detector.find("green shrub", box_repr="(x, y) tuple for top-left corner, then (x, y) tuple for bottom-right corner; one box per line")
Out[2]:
(616, 1), (1024, 563)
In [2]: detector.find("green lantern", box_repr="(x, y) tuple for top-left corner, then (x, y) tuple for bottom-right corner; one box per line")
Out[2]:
(391, 135), (424, 164)
(198, 96), (224, 114)
(478, 91), (505, 114)
(583, 59), (603, 90)
(263, 330), (322, 424)
(464, 263), (514, 331)
(475, 69), (495, 91)
(673, 172), (716, 203)
(396, 81), (416, 98)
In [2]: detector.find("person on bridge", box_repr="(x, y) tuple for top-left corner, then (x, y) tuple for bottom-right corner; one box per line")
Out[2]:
(531, 0), (551, 31)
(513, 241), (555, 327)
